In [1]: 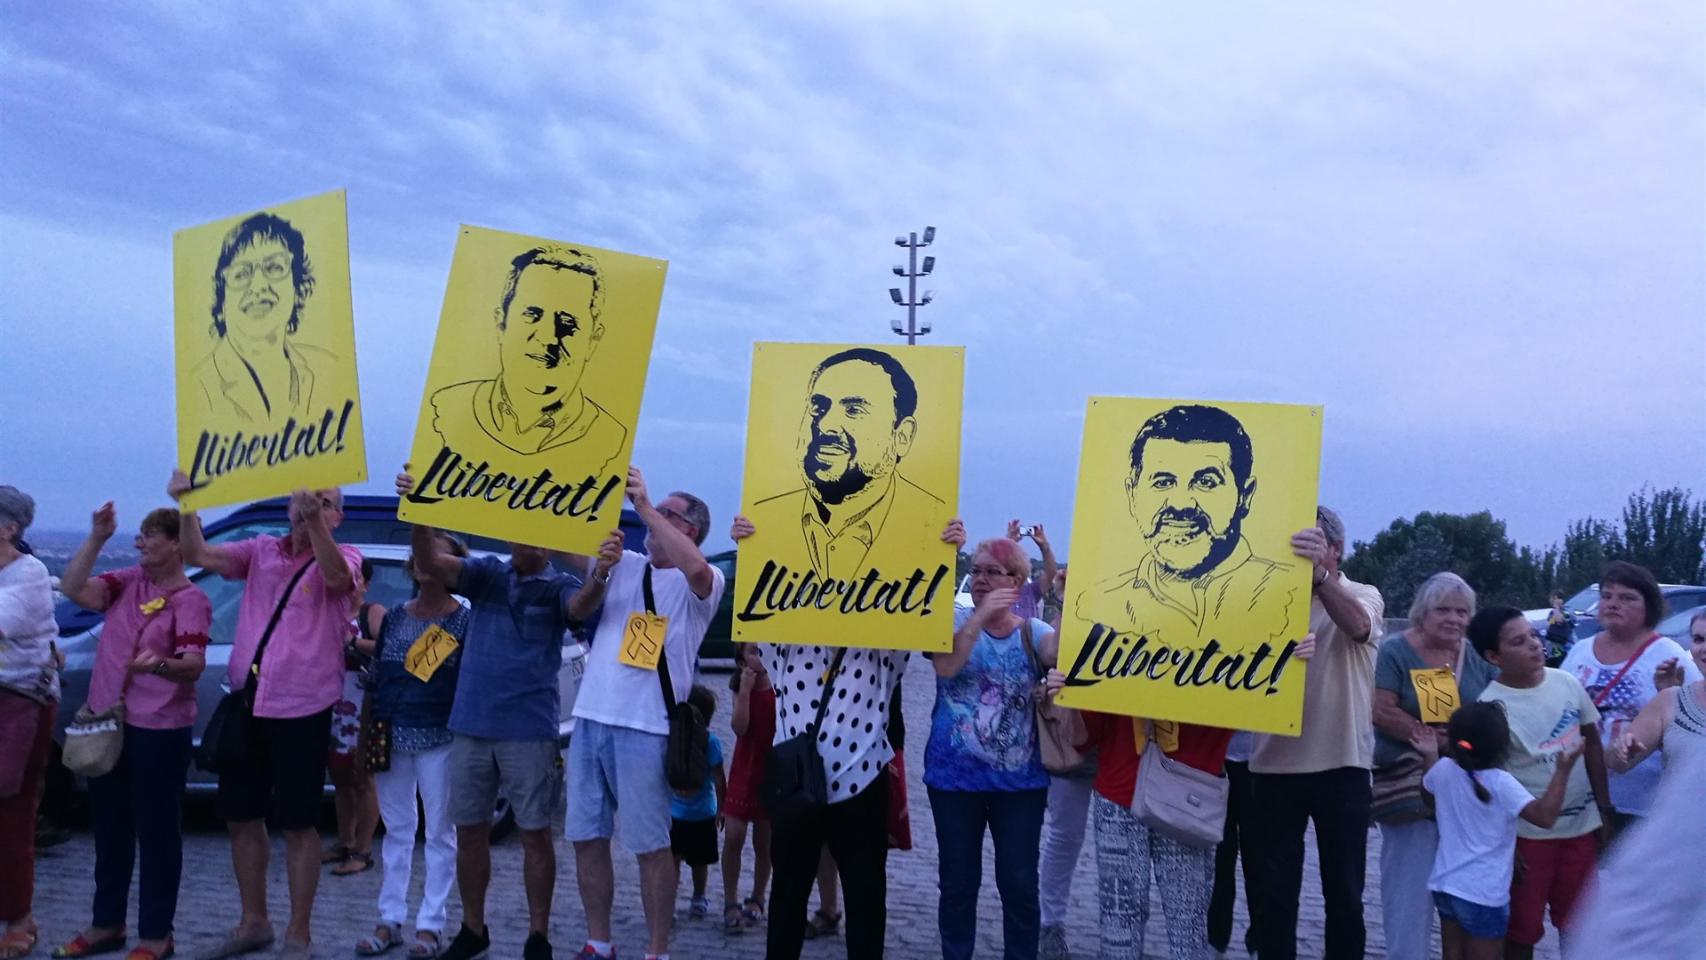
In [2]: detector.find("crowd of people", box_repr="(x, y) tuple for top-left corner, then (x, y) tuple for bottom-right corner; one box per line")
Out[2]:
(2, 475), (1705, 960)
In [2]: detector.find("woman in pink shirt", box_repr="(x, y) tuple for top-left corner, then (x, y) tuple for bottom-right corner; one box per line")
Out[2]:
(52, 503), (210, 960)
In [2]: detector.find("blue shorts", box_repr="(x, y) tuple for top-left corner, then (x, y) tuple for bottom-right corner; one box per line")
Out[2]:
(564, 718), (671, 854)
(1433, 890), (1510, 940)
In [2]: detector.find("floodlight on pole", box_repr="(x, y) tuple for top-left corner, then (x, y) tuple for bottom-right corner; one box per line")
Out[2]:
(888, 225), (939, 345)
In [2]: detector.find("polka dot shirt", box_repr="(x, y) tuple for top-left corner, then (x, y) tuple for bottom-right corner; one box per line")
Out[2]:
(759, 643), (910, 804)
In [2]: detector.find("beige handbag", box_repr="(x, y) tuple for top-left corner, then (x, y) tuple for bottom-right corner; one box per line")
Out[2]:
(1017, 621), (1089, 774)
(1130, 721), (1229, 848)
(63, 701), (126, 778)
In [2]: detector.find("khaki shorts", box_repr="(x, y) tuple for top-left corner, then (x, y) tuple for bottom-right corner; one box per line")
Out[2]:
(447, 734), (557, 831)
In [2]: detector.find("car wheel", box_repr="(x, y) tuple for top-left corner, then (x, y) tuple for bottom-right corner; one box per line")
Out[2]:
(490, 796), (516, 842)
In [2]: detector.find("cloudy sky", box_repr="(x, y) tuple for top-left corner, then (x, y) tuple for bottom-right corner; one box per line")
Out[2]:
(3, 2), (1701, 557)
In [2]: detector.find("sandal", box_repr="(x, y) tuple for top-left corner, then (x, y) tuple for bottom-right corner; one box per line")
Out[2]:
(53, 930), (128, 958)
(1, 925), (40, 960)
(123, 939), (173, 960)
(741, 897), (766, 926)
(407, 932), (441, 959)
(802, 909), (840, 940)
(721, 905), (744, 935)
(333, 851), (375, 876)
(355, 923), (401, 956)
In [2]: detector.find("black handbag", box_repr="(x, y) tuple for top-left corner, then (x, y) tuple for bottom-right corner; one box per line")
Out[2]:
(196, 559), (316, 772)
(648, 567), (709, 794)
(761, 647), (848, 819)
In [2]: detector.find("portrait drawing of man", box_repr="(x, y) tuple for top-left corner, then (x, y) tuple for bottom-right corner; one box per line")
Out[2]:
(748, 347), (944, 582)
(1079, 403), (1298, 646)
(429, 245), (627, 474)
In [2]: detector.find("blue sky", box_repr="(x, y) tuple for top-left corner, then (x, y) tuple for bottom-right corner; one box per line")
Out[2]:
(3, 2), (1702, 557)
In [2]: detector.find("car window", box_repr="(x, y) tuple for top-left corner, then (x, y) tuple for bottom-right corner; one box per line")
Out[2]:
(1656, 604), (1706, 636)
(196, 569), (254, 646)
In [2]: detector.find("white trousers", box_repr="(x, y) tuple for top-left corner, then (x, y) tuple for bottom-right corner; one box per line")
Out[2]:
(376, 744), (457, 934)
(1038, 775), (1094, 927)
(1377, 818), (1438, 960)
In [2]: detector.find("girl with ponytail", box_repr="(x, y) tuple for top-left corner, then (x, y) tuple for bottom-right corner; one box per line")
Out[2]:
(1411, 703), (1583, 959)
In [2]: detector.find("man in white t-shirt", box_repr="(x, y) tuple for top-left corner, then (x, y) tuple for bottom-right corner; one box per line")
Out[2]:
(565, 467), (725, 960)
(1247, 506), (1385, 960)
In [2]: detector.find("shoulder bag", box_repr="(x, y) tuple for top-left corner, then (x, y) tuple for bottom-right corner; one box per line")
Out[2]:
(649, 566), (710, 794)
(1130, 719), (1229, 848)
(761, 646), (849, 819)
(1017, 619), (1089, 775)
(195, 559), (316, 772)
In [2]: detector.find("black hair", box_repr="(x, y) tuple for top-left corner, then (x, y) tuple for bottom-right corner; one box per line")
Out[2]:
(210, 213), (315, 336)
(808, 347), (918, 426)
(360, 557), (375, 585)
(1129, 404), (1255, 491)
(688, 684), (717, 722)
(1445, 702), (1512, 803)
(1468, 605), (1527, 662)
(1600, 561), (1667, 629)
(497, 246), (602, 329)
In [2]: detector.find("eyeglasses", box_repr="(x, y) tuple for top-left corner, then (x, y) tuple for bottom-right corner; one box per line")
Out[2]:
(969, 565), (1018, 580)
(657, 505), (695, 530)
(225, 257), (291, 289)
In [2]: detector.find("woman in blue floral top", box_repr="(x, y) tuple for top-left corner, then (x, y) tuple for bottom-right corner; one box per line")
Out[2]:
(355, 533), (472, 959)
(926, 537), (1056, 960)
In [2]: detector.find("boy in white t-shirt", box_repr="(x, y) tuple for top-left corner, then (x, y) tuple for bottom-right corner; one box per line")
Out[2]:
(1414, 702), (1582, 959)
(1470, 606), (1610, 957)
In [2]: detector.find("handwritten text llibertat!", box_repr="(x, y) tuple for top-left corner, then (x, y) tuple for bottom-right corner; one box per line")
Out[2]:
(1062, 621), (1300, 697)
(186, 400), (356, 492)
(735, 559), (951, 623)
(402, 442), (620, 522)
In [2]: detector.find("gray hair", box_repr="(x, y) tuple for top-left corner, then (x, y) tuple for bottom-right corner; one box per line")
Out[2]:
(0, 486), (35, 539)
(1409, 571), (1477, 623)
(669, 491), (711, 546)
(1316, 505), (1347, 549)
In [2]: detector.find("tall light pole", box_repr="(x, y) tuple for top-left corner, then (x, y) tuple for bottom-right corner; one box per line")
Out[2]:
(889, 226), (936, 345)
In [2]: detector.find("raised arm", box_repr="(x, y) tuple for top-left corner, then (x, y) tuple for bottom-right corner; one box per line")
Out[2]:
(731, 667), (755, 737)
(59, 501), (118, 611)
(1031, 523), (1058, 593)
(168, 470), (243, 577)
(399, 466), (462, 589)
(627, 467), (713, 599)
(294, 490), (353, 595)
(568, 530), (624, 621)
(1293, 527), (1373, 643)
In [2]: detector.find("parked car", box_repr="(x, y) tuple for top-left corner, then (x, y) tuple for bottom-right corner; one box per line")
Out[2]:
(1656, 604), (1706, 644)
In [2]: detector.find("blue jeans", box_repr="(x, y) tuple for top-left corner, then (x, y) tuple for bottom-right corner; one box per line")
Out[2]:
(928, 786), (1048, 960)
(89, 725), (193, 940)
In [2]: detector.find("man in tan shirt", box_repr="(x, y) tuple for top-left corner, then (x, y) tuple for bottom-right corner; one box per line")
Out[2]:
(1246, 506), (1385, 960)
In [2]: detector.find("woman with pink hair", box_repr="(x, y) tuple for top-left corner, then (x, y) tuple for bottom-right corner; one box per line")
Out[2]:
(926, 536), (1057, 960)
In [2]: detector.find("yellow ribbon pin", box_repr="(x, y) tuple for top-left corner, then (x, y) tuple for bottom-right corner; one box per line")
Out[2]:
(139, 597), (167, 616)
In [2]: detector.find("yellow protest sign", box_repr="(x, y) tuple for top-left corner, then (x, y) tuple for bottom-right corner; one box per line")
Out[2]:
(1410, 667), (1461, 724)
(400, 226), (667, 553)
(619, 612), (669, 671)
(173, 190), (367, 510)
(404, 624), (460, 682)
(733, 343), (963, 651)
(1052, 398), (1322, 735)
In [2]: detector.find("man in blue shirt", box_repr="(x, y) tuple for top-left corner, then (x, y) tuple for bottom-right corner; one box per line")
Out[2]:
(400, 466), (602, 960)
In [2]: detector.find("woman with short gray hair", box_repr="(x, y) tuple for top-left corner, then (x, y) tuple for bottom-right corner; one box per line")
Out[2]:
(0, 486), (60, 960)
(1370, 572), (1498, 960)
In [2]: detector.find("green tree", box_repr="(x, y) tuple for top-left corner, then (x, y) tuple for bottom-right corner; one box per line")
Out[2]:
(1619, 486), (1706, 584)
(1557, 517), (1620, 595)
(1342, 510), (1532, 614)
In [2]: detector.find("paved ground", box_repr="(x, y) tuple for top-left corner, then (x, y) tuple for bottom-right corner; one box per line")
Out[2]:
(34, 655), (1561, 958)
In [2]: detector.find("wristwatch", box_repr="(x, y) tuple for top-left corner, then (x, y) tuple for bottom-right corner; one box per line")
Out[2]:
(151, 660), (170, 677)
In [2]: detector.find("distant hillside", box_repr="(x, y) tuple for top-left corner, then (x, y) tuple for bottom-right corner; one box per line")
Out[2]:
(26, 530), (139, 578)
